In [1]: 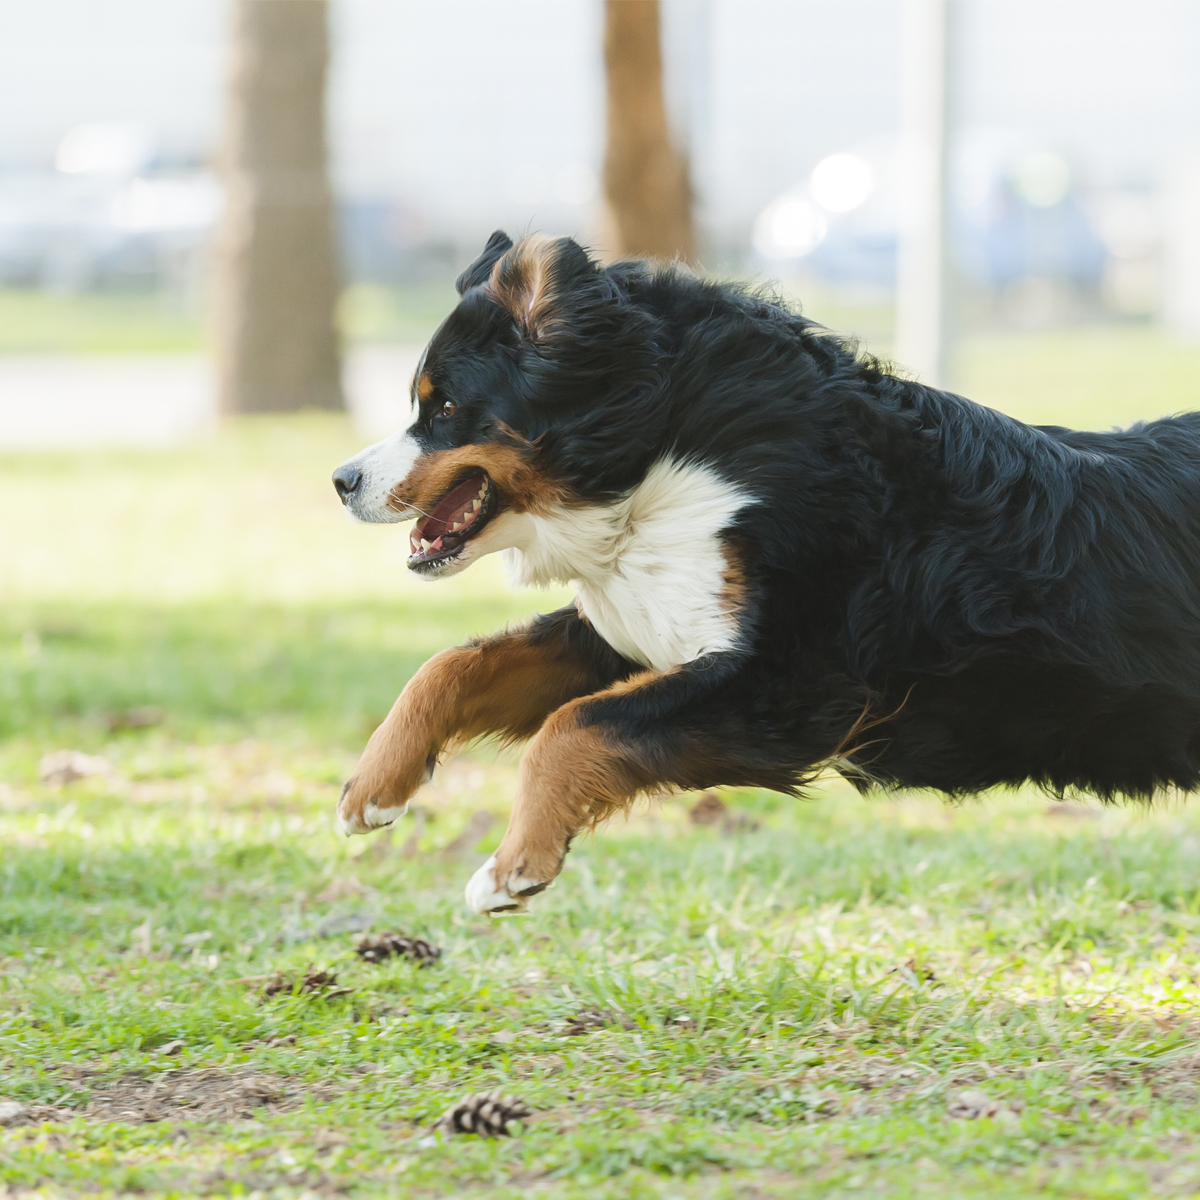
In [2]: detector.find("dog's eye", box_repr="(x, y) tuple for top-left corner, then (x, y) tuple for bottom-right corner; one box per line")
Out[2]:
(438, 400), (457, 419)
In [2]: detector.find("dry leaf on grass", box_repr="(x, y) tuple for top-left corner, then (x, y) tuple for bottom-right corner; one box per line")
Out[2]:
(559, 1009), (634, 1036)
(687, 792), (760, 834)
(888, 958), (939, 984)
(106, 706), (164, 732)
(1046, 802), (1101, 820)
(947, 1088), (1019, 1123)
(39, 750), (115, 787)
(0, 1100), (29, 1127)
(688, 792), (726, 826)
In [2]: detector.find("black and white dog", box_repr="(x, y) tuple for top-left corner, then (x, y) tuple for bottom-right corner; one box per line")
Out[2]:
(332, 230), (1200, 913)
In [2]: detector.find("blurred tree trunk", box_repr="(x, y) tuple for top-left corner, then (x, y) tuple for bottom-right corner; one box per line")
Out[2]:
(603, 0), (695, 262)
(212, 0), (343, 414)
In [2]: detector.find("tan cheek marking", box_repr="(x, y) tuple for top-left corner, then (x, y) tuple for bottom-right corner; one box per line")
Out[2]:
(386, 444), (570, 517)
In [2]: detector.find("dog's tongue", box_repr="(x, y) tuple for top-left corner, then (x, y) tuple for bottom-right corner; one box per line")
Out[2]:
(414, 473), (485, 540)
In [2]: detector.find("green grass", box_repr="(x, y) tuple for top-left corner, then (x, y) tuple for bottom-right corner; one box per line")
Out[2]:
(338, 280), (462, 345)
(3, 332), (1200, 1197)
(0, 279), (460, 356)
(0, 289), (205, 355)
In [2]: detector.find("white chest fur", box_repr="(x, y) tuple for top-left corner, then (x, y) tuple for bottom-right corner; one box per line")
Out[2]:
(503, 458), (752, 672)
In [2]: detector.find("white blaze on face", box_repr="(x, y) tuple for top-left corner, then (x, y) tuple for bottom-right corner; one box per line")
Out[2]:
(338, 423), (423, 524)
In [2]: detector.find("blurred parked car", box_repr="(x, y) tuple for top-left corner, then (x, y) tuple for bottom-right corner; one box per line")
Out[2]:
(0, 122), (452, 297)
(752, 131), (1126, 303)
(0, 123), (220, 293)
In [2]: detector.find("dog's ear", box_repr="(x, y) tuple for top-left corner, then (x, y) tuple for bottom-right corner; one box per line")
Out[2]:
(485, 235), (599, 344)
(552, 238), (594, 286)
(456, 230), (515, 295)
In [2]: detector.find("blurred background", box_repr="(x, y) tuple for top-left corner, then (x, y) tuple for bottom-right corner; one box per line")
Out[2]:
(5, 12), (1200, 1182)
(3, 0), (1200, 783)
(1, 0), (1199, 448)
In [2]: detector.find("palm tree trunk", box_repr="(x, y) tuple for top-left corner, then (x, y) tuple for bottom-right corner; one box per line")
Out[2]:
(212, 0), (343, 414)
(603, 0), (695, 263)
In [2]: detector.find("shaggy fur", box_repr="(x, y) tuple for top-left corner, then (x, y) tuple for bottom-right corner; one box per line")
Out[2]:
(332, 230), (1200, 910)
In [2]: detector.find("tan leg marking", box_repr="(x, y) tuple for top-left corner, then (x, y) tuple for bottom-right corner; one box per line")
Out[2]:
(337, 628), (600, 836)
(466, 673), (661, 912)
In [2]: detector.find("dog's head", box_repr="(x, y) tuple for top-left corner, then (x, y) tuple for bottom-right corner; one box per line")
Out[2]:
(332, 231), (661, 579)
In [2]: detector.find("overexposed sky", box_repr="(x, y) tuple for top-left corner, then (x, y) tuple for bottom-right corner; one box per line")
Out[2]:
(0, 0), (1197, 244)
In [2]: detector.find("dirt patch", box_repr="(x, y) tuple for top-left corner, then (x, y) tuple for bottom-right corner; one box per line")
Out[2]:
(33, 1066), (325, 1124)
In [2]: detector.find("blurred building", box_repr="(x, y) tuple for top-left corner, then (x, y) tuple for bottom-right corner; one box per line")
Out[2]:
(0, 0), (1198, 325)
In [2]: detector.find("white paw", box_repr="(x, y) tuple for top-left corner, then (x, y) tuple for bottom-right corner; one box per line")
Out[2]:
(464, 855), (548, 915)
(465, 855), (518, 913)
(337, 796), (407, 837)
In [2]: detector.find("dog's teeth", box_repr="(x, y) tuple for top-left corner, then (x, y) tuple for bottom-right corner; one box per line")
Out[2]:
(420, 538), (431, 552)
(472, 499), (481, 511)
(450, 522), (461, 532)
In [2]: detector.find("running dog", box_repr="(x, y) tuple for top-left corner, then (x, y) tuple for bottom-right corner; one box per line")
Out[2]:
(332, 230), (1200, 913)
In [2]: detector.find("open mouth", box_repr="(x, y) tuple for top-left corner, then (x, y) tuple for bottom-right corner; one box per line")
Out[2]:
(407, 471), (497, 572)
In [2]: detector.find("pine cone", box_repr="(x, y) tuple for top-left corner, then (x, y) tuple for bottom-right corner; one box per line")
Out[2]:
(355, 932), (441, 967)
(433, 1090), (531, 1137)
(260, 968), (350, 998)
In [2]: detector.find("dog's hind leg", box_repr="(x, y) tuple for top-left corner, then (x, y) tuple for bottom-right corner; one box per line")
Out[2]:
(465, 655), (776, 913)
(337, 606), (634, 835)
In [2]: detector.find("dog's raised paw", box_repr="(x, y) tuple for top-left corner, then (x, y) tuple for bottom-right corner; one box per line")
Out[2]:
(464, 855), (548, 915)
(465, 855), (522, 913)
(337, 783), (407, 837)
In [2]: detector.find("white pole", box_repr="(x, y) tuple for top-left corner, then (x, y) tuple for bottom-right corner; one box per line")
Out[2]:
(895, 0), (953, 387)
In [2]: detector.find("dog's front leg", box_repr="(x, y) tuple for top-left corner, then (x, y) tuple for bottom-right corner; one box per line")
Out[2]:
(337, 607), (633, 835)
(465, 656), (752, 913)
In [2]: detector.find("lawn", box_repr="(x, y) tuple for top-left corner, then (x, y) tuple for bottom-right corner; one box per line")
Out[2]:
(3, 330), (1200, 1197)
(0, 279), (462, 356)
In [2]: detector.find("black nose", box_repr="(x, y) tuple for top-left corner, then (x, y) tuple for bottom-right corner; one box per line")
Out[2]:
(332, 463), (362, 502)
